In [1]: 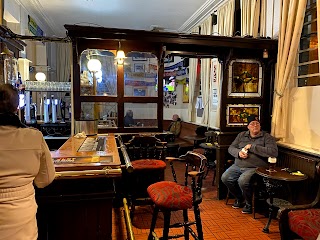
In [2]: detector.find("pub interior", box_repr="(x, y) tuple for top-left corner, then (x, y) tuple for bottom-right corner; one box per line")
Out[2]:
(0, 0), (320, 240)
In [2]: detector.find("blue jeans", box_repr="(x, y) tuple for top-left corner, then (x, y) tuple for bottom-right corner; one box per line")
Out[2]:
(221, 164), (256, 205)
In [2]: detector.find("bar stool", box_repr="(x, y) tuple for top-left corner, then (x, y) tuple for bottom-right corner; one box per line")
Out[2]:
(147, 151), (207, 240)
(125, 135), (167, 218)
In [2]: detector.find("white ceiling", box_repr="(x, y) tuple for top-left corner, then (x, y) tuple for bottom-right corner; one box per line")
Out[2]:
(16, 0), (223, 37)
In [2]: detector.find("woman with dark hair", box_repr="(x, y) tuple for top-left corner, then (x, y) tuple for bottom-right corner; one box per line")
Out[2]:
(0, 84), (55, 240)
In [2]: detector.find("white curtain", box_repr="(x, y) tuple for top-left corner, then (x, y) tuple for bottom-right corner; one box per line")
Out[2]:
(260, 0), (267, 37)
(56, 42), (72, 82)
(241, 0), (261, 37)
(271, 0), (307, 138)
(188, 27), (200, 122)
(217, 0), (235, 36)
(200, 17), (212, 125)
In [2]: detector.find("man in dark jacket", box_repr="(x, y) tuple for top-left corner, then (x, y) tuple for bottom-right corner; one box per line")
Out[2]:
(221, 115), (278, 214)
(167, 114), (181, 137)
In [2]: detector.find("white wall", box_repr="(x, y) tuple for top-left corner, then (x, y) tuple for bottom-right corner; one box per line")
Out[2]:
(285, 86), (320, 151)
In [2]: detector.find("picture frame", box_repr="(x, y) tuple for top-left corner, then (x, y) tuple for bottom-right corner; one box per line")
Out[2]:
(133, 87), (147, 96)
(134, 63), (145, 73)
(227, 59), (262, 98)
(132, 57), (147, 61)
(226, 104), (261, 126)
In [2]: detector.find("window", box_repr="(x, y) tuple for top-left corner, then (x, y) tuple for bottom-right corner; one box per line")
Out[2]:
(298, 0), (320, 86)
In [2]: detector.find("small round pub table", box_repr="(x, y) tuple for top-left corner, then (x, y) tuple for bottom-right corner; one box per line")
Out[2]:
(255, 167), (308, 233)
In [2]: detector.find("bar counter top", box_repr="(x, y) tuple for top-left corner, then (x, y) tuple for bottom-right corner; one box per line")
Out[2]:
(50, 134), (122, 177)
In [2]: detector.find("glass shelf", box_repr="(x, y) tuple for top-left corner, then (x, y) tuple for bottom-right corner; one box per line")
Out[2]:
(24, 81), (71, 92)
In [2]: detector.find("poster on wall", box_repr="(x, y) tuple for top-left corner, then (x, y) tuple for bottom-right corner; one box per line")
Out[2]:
(182, 83), (189, 103)
(210, 59), (220, 111)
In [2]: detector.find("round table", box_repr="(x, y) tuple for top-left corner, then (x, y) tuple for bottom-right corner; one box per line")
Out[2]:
(255, 167), (308, 233)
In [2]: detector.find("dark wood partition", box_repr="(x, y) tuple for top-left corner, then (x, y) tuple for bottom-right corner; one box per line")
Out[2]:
(65, 24), (278, 199)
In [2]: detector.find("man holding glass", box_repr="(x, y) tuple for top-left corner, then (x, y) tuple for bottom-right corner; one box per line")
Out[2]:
(221, 115), (278, 214)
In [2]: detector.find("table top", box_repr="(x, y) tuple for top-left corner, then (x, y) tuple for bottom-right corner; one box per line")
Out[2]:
(183, 135), (206, 141)
(256, 167), (308, 182)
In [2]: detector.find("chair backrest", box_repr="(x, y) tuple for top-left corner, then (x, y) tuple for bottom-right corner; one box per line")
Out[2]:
(204, 131), (217, 144)
(126, 135), (166, 160)
(170, 151), (207, 204)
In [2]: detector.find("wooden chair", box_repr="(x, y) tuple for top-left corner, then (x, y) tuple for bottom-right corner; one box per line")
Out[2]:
(278, 162), (320, 240)
(197, 131), (217, 185)
(124, 135), (167, 218)
(147, 151), (207, 240)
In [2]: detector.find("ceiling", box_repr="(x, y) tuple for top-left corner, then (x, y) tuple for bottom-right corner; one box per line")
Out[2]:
(16, 0), (223, 37)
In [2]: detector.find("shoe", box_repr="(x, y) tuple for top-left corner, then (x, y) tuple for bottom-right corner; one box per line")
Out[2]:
(241, 204), (252, 214)
(232, 199), (245, 209)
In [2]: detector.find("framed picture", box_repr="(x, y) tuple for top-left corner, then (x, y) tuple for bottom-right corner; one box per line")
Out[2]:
(134, 63), (145, 73)
(132, 57), (147, 61)
(164, 55), (174, 63)
(133, 87), (147, 96)
(226, 104), (261, 126)
(227, 59), (262, 97)
(182, 83), (189, 103)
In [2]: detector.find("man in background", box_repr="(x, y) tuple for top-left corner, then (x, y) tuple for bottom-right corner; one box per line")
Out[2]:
(168, 114), (181, 137)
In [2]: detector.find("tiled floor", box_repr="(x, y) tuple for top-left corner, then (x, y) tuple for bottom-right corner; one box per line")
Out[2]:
(112, 161), (281, 240)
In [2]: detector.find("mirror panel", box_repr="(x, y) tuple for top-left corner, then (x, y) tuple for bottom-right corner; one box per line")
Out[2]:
(80, 49), (117, 96)
(124, 52), (158, 97)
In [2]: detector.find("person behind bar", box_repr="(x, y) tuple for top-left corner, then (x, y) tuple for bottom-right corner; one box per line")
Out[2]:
(167, 114), (181, 137)
(124, 109), (135, 127)
(221, 114), (278, 214)
(0, 84), (55, 240)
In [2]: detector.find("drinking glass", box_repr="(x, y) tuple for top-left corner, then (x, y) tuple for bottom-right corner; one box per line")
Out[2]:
(268, 157), (277, 172)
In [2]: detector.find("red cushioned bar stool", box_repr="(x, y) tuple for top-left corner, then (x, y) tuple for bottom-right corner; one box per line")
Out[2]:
(147, 151), (207, 240)
(125, 135), (167, 219)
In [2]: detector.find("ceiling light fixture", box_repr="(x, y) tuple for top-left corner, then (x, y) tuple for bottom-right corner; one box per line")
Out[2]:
(115, 41), (126, 65)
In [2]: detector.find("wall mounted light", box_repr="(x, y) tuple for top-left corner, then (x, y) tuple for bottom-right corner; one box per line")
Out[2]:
(263, 49), (269, 59)
(35, 72), (46, 81)
(115, 42), (126, 65)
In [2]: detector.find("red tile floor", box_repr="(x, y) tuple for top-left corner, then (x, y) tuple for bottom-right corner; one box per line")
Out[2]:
(112, 161), (281, 240)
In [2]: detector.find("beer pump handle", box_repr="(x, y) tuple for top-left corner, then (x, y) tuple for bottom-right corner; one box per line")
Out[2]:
(60, 99), (66, 123)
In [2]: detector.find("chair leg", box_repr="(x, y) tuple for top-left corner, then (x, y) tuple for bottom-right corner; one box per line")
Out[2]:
(148, 206), (159, 240)
(225, 190), (230, 205)
(193, 204), (204, 240)
(183, 209), (189, 240)
(252, 190), (256, 219)
(162, 210), (171, 240)
(212, 168), (216, 186)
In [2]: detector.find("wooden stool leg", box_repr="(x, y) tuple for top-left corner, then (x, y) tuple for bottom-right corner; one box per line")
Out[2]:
(183, 209), (189, 240)
(148, 206), (159, 240)
(225, 190), (230, 205)
(162, 211), (171, 240)
(194, 204), (204, 240)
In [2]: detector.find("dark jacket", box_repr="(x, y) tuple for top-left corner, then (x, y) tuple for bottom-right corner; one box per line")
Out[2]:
(168, 118), (181, 137)
(228, 130), (278, 168)
(124, 115), (135, 127)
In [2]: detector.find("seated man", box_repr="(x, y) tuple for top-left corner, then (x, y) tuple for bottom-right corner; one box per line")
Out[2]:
(124, 110), (135, 127)
(167, 114), (181, 137)
(221, 115), (278, 214)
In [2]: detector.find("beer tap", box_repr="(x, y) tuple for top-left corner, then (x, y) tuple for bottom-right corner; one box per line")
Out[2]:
(60, 99), (66, 123)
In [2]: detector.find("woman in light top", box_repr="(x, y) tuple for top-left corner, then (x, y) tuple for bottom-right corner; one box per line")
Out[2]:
(0, 84), (55, 240)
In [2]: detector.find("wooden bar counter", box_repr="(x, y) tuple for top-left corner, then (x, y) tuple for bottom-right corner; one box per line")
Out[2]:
(36, 134), (122, 240)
